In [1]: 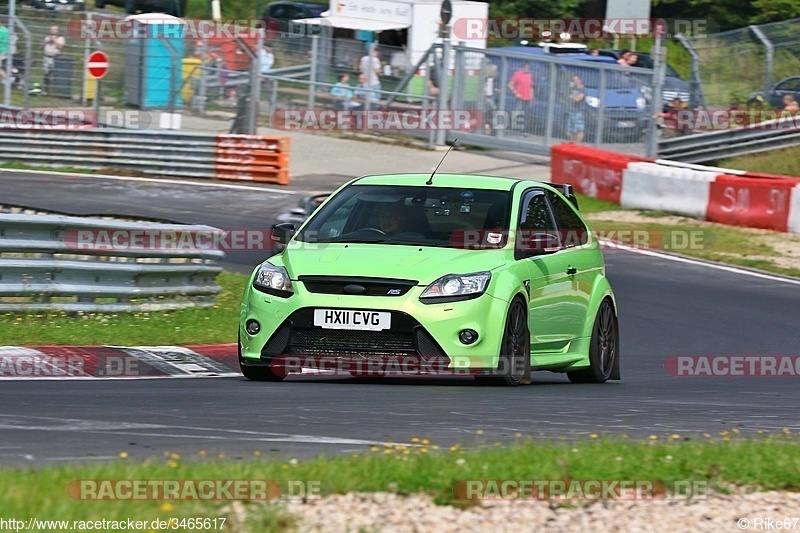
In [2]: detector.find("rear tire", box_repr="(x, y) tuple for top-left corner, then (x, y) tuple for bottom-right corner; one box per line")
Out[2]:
(476, 298), (531, 386)
(568, 299), (619, 383)
(239, 334), (285, 382)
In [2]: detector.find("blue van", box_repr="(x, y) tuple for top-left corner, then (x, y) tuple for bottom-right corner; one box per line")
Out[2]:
(492, 44), (649, 143)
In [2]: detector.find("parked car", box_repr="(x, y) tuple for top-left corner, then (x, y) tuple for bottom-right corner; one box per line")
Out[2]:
(498, 45), (649, 143)
(95, 0), (186, 17)
(239, 174), (620, 385)
(25, 0), (84, 11)
(595, 49), (691, 104)
(748, 76), (800, 109)
(261, 1), (327, 39)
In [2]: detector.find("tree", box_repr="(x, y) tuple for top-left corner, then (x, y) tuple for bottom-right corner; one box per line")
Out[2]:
(750, 0), (800, 23)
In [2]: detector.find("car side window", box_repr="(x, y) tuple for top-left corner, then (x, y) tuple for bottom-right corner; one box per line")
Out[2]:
(519, 191), (557, 234)
(546, 191), (588, 247)
(776, 78), (800, 92)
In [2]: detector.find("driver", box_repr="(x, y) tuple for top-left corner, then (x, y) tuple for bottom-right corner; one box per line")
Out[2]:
(377, 204), (407, 235)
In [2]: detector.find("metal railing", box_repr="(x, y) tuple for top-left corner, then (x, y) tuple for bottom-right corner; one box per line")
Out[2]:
(0, 129), (290, 184)
(658, 118), (800, 163)
(0, 213), (224, 312)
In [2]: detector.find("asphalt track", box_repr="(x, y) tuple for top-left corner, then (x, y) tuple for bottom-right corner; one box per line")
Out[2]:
(1, 170), (799, 464)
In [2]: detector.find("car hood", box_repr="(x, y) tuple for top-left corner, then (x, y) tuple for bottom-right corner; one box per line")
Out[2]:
(276, 243), (508, 285)
(585, 88), (643, 110)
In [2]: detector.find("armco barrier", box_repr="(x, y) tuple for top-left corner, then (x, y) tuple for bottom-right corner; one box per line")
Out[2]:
(551, 143), (800, 234)
(0, 213), (224, 312)
(0, 130), (290, 185)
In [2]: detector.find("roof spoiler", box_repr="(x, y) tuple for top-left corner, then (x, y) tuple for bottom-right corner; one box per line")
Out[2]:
(545, 182), (580, 210)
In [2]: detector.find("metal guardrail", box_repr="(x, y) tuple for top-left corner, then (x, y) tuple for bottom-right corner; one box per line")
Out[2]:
(658, 120), (800, 163)
(0, 129), (290, 184)
(0, 213), (225, 312)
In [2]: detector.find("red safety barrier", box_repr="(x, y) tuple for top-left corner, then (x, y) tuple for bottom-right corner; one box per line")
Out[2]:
(551, 143), (648, 204)
(707, 175), (798, 231)
(214, 134), (290, 185)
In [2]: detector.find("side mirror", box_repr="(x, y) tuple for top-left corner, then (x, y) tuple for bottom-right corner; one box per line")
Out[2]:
(520, 231), (561, 257)
(271, 223), (296, 245)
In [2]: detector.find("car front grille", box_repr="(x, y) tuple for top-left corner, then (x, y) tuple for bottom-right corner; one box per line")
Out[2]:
(260, 308), (446, 360)
(299, 276), (418, 297)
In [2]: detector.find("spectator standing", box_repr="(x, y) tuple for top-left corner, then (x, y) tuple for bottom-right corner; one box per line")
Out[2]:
(258, 44), (274, 76)
(508, 62), (534, 134)
(43, 25), (65, 91)
(566, 74), (586, 143)
(359, 48), (381, 93)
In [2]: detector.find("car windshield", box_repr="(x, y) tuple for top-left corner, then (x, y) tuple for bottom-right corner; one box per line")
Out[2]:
(295, 185), (511, 249)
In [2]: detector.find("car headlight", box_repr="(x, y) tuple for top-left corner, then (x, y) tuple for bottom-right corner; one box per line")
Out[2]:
(585, 96), (600, 108)
(636, 97), (646, 110)
(420, 272), (491, 302)
(253, 262), (294, 297)
(639, 86), (652, 101)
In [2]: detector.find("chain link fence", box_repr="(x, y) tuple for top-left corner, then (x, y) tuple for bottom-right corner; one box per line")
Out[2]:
(677, 17), (800, 110)
(1, 8), (658, 156)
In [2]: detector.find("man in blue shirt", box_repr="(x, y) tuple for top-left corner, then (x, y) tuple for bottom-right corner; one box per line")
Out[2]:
(330, 73), (360, 109)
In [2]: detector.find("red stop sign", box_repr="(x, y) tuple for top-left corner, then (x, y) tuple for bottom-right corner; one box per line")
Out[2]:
(87, 51), (109, 79)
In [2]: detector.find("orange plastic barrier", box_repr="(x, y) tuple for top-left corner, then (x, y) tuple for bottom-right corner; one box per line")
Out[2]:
(214, 134), (290, 185)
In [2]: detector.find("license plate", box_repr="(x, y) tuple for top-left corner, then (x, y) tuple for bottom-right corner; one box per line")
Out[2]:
(616, 121), (635, 128)
(313, 309), (391, 331)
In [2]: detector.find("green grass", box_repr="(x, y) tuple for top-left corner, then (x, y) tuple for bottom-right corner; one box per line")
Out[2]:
(574, 194), (620, 214)
(717, 146), (800, 178)
(585, 216), (800, 278)
(0, 272), (246, 346)
(0, 161), (101, 175)
(1, 436), (798, 523)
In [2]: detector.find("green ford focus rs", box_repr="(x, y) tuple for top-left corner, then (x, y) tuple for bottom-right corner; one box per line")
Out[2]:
(239, 173), (619, 386)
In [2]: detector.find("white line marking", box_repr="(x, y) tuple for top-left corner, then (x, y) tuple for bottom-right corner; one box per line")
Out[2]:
(603, 239), (800, 286)
(0, 168), (296, 195)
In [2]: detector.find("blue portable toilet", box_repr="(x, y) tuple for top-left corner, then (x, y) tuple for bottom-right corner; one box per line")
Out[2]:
(124, 14), (185, 109)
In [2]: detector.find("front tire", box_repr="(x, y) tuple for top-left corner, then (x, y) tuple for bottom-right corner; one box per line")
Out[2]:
(568, 298), (619, 383)
(476, 298), (531, 386)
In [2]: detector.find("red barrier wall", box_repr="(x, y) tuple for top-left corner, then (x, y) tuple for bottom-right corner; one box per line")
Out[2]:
(707, 175), (797, 232)
(550, 143), (648, 204)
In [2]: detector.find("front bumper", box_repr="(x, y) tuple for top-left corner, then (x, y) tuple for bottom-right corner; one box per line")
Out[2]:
(239, 280), (511, 373)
